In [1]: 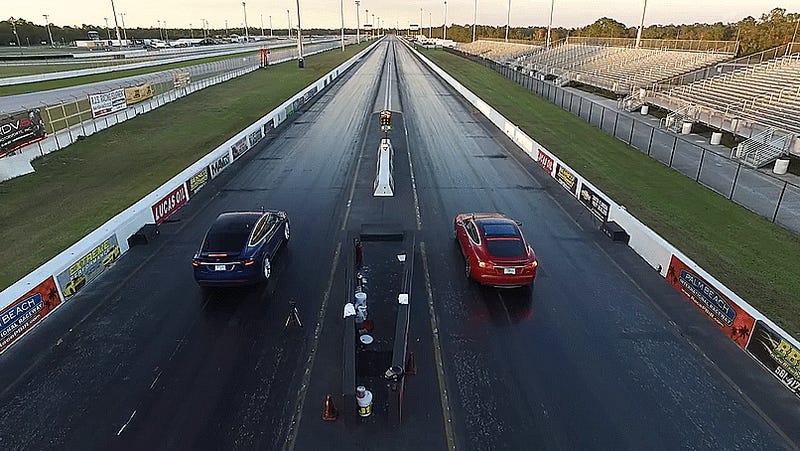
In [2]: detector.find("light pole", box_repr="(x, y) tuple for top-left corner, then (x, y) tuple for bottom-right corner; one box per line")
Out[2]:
(440, 3), (447, 39)
(371, 13), (374, 37)
(104, 17), (111, 40)
(9, 17), (21, 47)
(504, 0), (510, 42)
(546, 0), (554, 48)
(110, 0), (122, 45)
(429, 12), (432, 38)
(295, 0), (304, 67)
(202, 19), (207, 38)
(158, 20), (163, 40)
(119, 12), (128, 42)
(355, 1), (360, 44)
(340, 0), (345, 51)
(472, 0), (477, 42)
(270, 15), (273, 37)
(190, 23), (194, 39)
(163, 20), (168, 42)
(261, 13), (265, 37)
(43, 15), (54, 47)
(242, 2), (250, 42)
(287, 10), (291, 38)
(636, 0), (648, 48)
(420, 8), (423, 37)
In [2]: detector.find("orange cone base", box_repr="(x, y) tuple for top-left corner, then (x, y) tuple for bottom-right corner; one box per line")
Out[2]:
(322, 394), (338, 421)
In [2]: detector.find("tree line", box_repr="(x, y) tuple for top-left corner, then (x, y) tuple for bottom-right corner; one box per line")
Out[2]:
(429, 7), (798, 56)
(1, 7), (797, 56)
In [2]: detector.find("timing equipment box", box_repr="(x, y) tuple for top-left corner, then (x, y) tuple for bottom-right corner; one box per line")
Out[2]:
(601, 221), (629, 244)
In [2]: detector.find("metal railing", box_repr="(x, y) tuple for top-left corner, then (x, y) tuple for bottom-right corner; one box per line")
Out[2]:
(565, 37), (738, 54)
(450, 49), (800, 235)
(733, 128), (794, 167)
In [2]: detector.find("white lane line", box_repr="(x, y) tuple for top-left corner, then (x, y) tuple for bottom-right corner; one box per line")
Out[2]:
(116, 410), (136, 436)
(149, 369), (162, 390)
(420, 242), (457, 450)
(404, 111), (423, 230)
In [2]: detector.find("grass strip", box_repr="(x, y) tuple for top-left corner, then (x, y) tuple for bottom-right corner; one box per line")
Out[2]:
(422, 49), (800, 338)
(0, 42), (371, 292)
(0, 52), (258, 96)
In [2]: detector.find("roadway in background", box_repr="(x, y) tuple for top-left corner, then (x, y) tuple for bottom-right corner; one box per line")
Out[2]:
(0, 35), (796, 448)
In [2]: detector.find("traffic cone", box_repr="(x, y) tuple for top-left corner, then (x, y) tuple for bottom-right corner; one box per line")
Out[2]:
(322, 394), (338, 421)
(405, 351), (417, 376)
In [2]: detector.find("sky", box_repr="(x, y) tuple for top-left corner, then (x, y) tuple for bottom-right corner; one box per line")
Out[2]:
(5, 0), (800, 31)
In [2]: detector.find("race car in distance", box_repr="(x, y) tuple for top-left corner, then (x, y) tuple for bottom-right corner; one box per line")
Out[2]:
(192, 210), (290, 286)
(454, 213), (538, 288)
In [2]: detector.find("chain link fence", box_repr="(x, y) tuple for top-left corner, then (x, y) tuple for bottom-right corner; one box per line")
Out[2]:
(453, 51), (800, 234)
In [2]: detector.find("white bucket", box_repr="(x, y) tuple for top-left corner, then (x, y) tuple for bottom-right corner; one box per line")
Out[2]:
(355, 291), (367, 306)
(710, 132), (723, 145)
(773, 159), (790, 175)
(356, 386), (373, 417)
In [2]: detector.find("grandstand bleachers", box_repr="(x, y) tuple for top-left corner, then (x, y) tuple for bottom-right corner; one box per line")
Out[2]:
(517, 43), (730, 94)
(457, 40), (542, 63)
(649, 54), (800, 135)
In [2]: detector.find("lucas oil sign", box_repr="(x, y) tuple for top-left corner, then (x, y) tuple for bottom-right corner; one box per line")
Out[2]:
(151, 185), (188, 224)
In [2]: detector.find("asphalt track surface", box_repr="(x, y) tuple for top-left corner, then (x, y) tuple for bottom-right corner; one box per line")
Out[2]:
(0, 35), (798, 449)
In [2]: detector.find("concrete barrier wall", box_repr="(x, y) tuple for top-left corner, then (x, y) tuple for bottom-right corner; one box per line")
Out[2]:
(405, 42), (800, 400)
(0, 38), (383, 354)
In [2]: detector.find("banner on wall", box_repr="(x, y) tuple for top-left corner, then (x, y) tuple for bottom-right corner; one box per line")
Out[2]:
(186, 167), (210, 197)
(248, 128), (264, 147)
(56, 235), (121, 299)
(666, 255), (755, 349)
(0, 109), (47, 157)
(0, 277), (62, 353)
(209, 153), (231, 179)
(747, 320), (800, 398)
(556, 163), (578, 195)
(89, 88), (127, 118)
(578, 183), (610, 221)
(536, 149), (554, 174)
(152, 184), (188, 224)
(231, 136), (249, 160)
(124, 83), (154, 105)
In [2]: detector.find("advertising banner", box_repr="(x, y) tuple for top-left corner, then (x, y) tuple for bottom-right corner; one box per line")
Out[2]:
(264, 118), (276, 135)
(747, 320), (800, 399)
(209, 153), (231, 179)
(124, 83), (154, 105)
(0, 109), (46, 157)
(152, 184), (188, 224)
(1, 277), (62, 353)
(185, 167), (210, 198)
(173, 71), (191, 89)
(56, 235), (121, 299)
(248, 128), (264, 147)
(666, 255), (755, 348)
(89, 88), (128, 118)
(536, 149), (554, 175)
(285, 104), (295, 118)
(578, 183), (610, 221)
(231, 136), (249, 160)
(555, 163), (578, 195)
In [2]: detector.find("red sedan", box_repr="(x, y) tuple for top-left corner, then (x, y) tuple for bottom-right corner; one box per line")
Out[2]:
(454, 213), (538, 287)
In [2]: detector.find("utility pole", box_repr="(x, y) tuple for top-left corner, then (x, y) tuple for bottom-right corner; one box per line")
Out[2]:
(505, 0), (511, 42)
(43, 15), (54, 47)
(295, 0), (304, 67)
(443, 1), (447, 40)
(340, 0), (345, 51)
(242, 2), (250, 42)
(472, 0), (477, 42)
(636, 0), (647, 48)
(110, 0), (122, 45)
(119, 12), (128, 42)
(355, 1), (360, 44)
(546, 0), (554, 48)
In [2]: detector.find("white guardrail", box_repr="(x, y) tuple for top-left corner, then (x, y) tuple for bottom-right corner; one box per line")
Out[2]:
(0, 38), (383, 355)
(404, 41), (800, 400)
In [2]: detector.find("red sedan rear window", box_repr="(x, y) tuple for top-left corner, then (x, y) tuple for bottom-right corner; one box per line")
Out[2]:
(485, 239), (525, 258)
